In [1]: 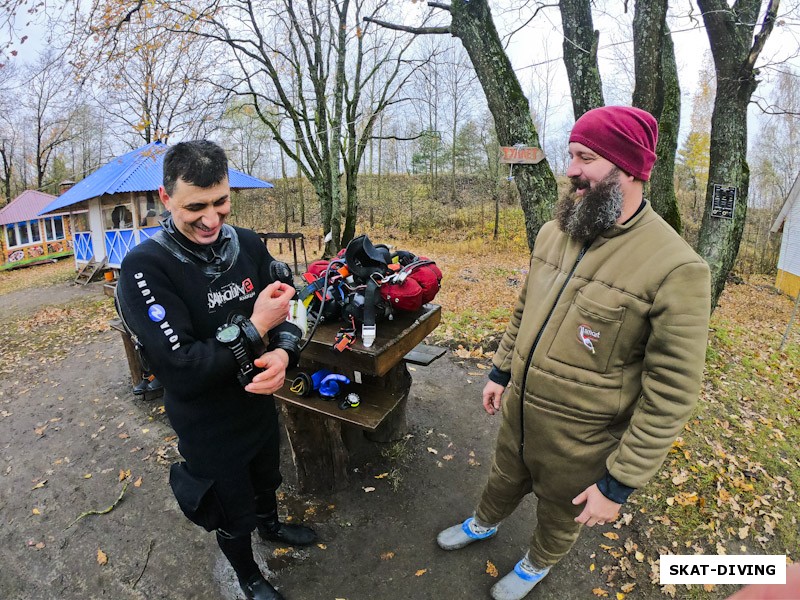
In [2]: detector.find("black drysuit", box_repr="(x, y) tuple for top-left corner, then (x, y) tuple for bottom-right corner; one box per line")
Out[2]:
(117, 221), (297, 537)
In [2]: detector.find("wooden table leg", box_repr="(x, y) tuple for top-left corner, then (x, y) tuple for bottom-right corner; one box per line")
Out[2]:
(281, 402), (350, 494)
(117, 330), (143, 386)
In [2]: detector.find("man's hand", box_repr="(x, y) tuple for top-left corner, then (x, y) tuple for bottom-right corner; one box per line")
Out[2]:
(250, 282), (295, 335)
(245, 349), (289, 395)
(482, 380), (505, 415)
(572, 484), (621, 527)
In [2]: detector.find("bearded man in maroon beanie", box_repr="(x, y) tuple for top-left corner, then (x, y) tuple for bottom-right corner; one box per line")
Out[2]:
(437, 106), (711, 600)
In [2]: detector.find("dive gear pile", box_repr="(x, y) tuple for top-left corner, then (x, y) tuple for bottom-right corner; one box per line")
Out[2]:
(298, 234), (442, 350)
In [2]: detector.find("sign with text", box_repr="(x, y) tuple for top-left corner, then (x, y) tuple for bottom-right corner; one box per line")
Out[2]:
(499, 146), (545, 164)
(711, 184), (737, 219)
(660, 554), (785, 585)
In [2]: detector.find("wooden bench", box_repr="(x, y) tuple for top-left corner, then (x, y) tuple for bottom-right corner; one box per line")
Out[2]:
(274, 304), (442, 493)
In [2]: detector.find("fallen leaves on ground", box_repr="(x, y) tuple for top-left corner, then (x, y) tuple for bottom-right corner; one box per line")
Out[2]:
(96, 549), (108, 565)
(486, 561), (498, 577)
(0, 260), (74, 295)
(0, 295), (115, 375)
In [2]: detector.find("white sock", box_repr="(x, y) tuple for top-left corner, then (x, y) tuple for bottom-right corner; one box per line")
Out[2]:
(469, 513), (498, 534)
(518, 553), (549, 576)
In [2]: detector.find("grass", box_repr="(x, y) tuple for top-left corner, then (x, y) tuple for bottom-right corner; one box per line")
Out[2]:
(0, 258), (75, 295)
(0, 251), (74, 272)
(380, 436), (415, 492)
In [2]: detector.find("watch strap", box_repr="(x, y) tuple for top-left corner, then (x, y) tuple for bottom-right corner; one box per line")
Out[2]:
(217, 321), (259, 387)
(232, 315), (267, 358)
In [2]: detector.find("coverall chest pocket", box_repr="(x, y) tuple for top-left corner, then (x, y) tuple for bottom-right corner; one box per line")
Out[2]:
(547, 291), (625, 374)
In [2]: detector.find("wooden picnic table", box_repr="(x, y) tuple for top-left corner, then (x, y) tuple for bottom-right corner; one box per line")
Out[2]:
(274, 304), (442, 493)
(107, 280), (442, 492)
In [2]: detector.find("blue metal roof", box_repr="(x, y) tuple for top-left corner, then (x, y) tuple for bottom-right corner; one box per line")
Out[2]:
(39, 141), (273, 215)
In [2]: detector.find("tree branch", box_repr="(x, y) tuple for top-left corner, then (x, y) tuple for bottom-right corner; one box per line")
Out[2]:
(372, 132), (431, 141)
(363, 16), (450, 35)
(746, 0), (779, 72)
(116, 1), (146, 33)
(503, 3), (558, 44)
(753, 97), (800, 116)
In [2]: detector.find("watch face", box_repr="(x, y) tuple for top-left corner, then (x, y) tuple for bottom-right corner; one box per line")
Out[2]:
(216, 323), (240, 344)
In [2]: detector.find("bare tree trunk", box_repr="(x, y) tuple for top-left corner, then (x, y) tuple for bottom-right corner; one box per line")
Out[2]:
(450, 0), (556, 247)
(0, 143), (12, 205)
(632, 0), (682, 232)
(559, 0), (604, 118)
(280, 148), (289, 233)
(296, 139), (305, 227)
(696, 0), (779, 309)
(451, 110), (457, 204)
(376, 112), (384, 219)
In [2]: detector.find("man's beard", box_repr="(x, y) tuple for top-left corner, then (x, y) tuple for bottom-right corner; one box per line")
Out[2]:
(555, 168), (624, 244)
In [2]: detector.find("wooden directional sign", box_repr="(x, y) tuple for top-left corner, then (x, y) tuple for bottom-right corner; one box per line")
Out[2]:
(499, 146), (545, 164)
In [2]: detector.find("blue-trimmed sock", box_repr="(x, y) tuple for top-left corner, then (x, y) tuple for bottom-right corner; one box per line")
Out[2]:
(436, 515), (498, 550)
(490, 554), (550, 600)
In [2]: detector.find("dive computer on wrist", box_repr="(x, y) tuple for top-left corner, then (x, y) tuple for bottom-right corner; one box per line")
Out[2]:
(215, 322), (258, 387)
(232, 314), (267, 358)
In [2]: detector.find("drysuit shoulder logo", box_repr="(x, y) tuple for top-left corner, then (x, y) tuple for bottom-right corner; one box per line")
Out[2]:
(577, 323), (600, 354)
(148, 304), (166, 322)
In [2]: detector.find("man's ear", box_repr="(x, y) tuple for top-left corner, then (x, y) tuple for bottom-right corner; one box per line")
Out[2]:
(157, 186), (170, 208)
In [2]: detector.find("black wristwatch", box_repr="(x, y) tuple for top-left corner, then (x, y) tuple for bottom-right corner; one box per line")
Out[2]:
(231, 314), (267, 358)
(215, 322), (259, 387)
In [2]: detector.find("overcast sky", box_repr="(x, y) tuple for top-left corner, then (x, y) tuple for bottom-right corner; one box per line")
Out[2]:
(7, 0), (800, 159)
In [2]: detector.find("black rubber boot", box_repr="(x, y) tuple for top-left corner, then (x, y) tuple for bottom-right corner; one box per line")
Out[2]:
(146, 377), (162, 392)
(257, 510), (317, 546)
(132, 378), (150, 395)
(237, 573), (285, 600)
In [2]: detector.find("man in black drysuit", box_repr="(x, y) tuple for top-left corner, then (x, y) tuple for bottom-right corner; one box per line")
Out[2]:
(116, 140), (315, 600)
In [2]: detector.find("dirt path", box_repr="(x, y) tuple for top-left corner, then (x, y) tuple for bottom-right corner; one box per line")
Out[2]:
(1, 282), (639, 600)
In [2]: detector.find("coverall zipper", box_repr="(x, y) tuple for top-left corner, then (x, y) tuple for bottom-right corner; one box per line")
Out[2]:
(518, 242), (590, 458)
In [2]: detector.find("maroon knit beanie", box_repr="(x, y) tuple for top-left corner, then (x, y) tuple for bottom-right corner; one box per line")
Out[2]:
(569, 106), (659, 181)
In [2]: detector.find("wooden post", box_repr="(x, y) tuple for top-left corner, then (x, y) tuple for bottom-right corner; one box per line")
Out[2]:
(281, 404), (350, 493)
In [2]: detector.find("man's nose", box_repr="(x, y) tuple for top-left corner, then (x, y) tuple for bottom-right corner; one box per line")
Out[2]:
(566, 159), (580, 178)
(201, 208), (222, 227)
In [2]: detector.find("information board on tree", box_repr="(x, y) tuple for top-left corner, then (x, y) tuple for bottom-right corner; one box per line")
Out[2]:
(499, 146), (545, 164)
(711, 184), (737, 219)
